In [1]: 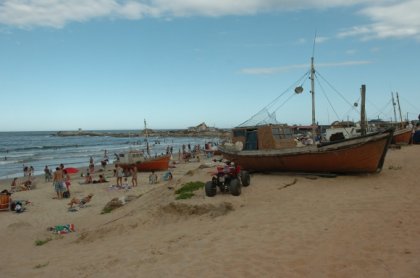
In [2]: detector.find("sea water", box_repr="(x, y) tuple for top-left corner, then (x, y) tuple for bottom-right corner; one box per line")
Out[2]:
(0, 131), (217, 179)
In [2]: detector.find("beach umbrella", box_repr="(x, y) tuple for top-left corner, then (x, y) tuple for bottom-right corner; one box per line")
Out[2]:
(64, 167), (79, 174)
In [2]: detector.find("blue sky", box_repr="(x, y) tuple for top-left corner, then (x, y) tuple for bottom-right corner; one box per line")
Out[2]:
(0, 0), (419, 131)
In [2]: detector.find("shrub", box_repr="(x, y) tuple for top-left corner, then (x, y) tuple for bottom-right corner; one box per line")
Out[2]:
(175, 181), (204, 200)
(35, 238), (52, 246)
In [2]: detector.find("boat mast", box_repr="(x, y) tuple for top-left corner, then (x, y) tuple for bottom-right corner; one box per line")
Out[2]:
(391, 92), (398, 123)
(396, 92), (403, 126)
(310, 56), (316, 140)
(144, 119), (150, 156)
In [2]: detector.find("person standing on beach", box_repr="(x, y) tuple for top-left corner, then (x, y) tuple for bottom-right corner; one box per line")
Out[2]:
(44, 166), (52, 182)
(53, 167), (64, 199)
(131, 166), (138, 187)
(29, 165), (34, 176)
(116, 165), (123, 187)
(63, 169), (71, 193)
(89, 156), (95, 174)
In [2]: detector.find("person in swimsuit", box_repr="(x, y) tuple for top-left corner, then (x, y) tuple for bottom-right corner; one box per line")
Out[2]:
(67, 193), (94, 208)
(131, 166), (138, 187)
(53, 167), (64, 199)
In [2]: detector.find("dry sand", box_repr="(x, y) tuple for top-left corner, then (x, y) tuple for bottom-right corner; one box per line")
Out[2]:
(1, 146), (419, 277)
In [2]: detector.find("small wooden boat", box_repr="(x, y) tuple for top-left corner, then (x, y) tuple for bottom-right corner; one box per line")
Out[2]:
(204, 141), (222, 156)
(391, 126), (413, 145)
(389, 92), (413, 145)
(115, 151), (170, 172)
(114, 120), (170, 172)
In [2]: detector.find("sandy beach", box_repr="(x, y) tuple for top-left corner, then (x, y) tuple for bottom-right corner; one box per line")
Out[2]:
(1, 146), (419, 277)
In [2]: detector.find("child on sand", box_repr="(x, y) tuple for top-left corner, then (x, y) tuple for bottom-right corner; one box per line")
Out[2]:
(67, 193), (94, 208)
(149, 171), (158, 184)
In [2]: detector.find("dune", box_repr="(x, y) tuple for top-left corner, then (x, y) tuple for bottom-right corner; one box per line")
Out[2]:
(1, 147), (419, 277)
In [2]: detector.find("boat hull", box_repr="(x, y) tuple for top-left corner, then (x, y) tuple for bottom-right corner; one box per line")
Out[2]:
(391, 127), (412, 145)
(118, 155), (170, 172)
(221, 130), (393, 174)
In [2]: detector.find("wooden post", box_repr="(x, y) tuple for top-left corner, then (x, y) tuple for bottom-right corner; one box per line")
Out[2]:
(360, 85), (366, 136)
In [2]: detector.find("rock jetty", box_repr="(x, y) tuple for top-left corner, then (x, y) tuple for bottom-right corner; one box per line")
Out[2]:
(55, 129), (231, 139)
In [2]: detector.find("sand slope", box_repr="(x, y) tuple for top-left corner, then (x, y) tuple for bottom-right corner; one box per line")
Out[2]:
(1, 146), (420, 277)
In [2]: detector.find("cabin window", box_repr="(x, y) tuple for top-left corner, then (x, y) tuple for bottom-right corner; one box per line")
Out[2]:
(272, 127), (293, 139)
(272, 128), (283, 139)
(233, 130), (246, 137)
(283, 128), (293, 139)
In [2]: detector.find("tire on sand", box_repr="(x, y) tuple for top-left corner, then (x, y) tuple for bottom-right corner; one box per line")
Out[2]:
(229, 178), (241, 196)
(205, 181), (217, 197)
(240, 171), (251, 187)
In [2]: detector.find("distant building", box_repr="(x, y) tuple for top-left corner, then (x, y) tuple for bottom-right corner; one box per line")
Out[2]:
(188, 122), (209, 132)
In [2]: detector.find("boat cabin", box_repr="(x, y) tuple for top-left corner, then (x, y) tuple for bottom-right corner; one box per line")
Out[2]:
(116, 150), (144, 164)
(231, 124), (297, 150)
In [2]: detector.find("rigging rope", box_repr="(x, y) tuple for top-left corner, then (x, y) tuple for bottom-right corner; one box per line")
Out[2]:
(237, 70), (310, 127)
(315, 74), (341, 122)
(316, 71), (357, 111)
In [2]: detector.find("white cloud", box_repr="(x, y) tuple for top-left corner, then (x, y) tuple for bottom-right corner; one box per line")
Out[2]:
(0, 0), (373, 28)
(0, 0), (150, 28)
(345, 49), (357, 55)
(338, 0), (420, 40)
(315, 36), (329, 43)
(241, 60), (372, 75)
(0, 0), (419, 42)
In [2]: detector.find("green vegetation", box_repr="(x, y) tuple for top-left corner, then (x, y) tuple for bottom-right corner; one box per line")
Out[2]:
(34, 262), (49, 269)
(176, 192), (195, 200)
(175, 181), (205, 200)
(101, 207), (113, 214)
(35, 238), (52, 246)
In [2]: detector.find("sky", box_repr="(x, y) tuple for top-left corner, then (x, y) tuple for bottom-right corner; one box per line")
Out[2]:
(0, 0), (419, 131)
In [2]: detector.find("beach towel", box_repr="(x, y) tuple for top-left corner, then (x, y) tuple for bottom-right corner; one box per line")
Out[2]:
(48, 224), (75, 234)
(107, 184), (132, 191)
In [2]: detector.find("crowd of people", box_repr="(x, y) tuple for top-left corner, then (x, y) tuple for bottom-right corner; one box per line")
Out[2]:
(4, 148), (180, 214)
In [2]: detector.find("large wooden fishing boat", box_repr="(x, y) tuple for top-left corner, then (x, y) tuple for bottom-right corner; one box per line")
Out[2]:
(220, 125), (393, 174)
(220, 53), (394, 174)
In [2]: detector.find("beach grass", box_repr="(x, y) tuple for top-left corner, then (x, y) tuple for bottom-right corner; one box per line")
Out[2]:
(175, 181), (204, 200)
(34, 262), (49, 269)
(35, 238), (52, 246)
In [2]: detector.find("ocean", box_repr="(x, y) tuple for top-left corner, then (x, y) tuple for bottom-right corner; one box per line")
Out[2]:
(0, 130), (217, 179)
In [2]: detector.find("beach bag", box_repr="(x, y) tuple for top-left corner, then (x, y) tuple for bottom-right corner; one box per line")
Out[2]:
(14, 202), (23, 213)
(63, 191), (70, 198)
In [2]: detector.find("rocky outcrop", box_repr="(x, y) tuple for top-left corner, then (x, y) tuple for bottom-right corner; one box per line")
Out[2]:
(55, 129), (231, 139)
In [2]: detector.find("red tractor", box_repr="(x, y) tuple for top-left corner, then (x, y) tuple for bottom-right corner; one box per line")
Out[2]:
(205, 161), (250, 197)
